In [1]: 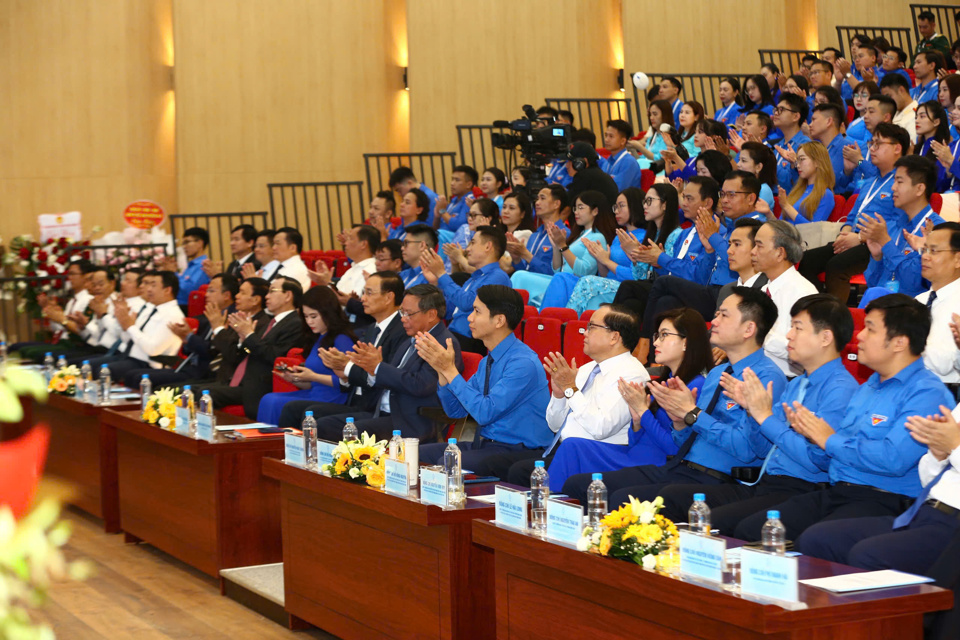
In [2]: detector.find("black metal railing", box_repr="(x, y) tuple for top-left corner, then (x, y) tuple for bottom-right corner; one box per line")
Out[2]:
(758, 49), (822, 75)
(836, 26), (915, 58)
(169, 212), (270, 264)
(544, 98), (633, 137)
(0, 275), (68, 343)
(630, 73), (742, 130)
(363, 152), (456, 203)
(911, 4), (960, 57)
(267, 182), (364, 252)
(456, 125), (519, 173)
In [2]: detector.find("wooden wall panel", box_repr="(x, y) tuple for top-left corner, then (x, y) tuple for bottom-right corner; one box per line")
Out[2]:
(172, 0), (407, 218)
(0, 0), (175, 244)
(407, 0), (623, 155)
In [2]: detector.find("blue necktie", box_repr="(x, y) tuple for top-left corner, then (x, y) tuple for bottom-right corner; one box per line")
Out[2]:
(893, 462), (953, 529)
(542, 363), (601, 458)
(742, 376), (810, 486)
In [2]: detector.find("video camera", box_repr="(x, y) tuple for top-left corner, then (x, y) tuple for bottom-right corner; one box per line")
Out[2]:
(491, 105), (572, 197)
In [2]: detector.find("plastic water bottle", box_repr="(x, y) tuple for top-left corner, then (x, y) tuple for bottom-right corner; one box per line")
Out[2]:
(389, 430), (404, 461)
(342, 416), (358, 442)
(587, 473), (608, 529)
(688, 493), (711, 535)
(530, 460), (550, 535)
(80, 360), (93, 401)
(443, 438), (464, 506)
(43, 352), (55, 383)
(180, 385), (197, 435)
(761, 510), (786, 555)
(140, 374), (152, 412)
(56, 354), (67, 370)
(302, 411), (318, 469)
(198, 389), (216, 438)
(99, 364), (111, 404)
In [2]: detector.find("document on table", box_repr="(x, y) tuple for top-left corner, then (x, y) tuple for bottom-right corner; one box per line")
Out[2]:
(800, 569), (934, 593)
(216, 422), (276, 431)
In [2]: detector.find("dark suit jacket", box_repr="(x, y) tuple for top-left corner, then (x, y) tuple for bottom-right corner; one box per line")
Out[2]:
(182, 305), (237, 372)
(227, 255), (261, 278)
(237, 311), (303, 400)
(345, 313), (407, 412)
(209, 310), (270, 385)
(716, 274), (769, 306)
(371, 322), (463, 439)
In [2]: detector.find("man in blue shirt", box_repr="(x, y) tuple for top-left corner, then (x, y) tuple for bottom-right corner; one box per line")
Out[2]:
(808, 103), (858, 194)
(416, 285), (552, 469)
(563, 287), (787, 507)
(507, 185), (569, 276)
(840, 95), (897, 188)
(433, 165), (478, 234)
(877, 46), (912, 85)
(734, 293), (954, 542)
(658, 295), (859, 529)
(422, 225), (511, 354)
(163, 226), (211, 309)
(599, 119), (642, 190)
(799, 123), (910, 300)
(772, 94), (811, 194)
(838, 39), (881, 103)
(399, 224), (437, 289)
(911, 51), (943, 105)
(389, 166), (439, 227)
(659, 76), (684, 123)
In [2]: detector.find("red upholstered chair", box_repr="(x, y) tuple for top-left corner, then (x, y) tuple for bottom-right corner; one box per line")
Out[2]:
(184, 317), (199, 333)
(221, 405), (246, 417)
(562, 320), (592, 366)
(517, 305), (539, 339)
(579, 309), (595, 322)
(187, 289), (206, 318)
(931, 193), (943, 214)
(300, 250), (326, 270)
(273, 348), (306, 393)
(838, 195), (858, 223)
(517, 289), (530, 305)
(842, 307), (872, 383)
(0, 424), (49, 519)
(640, 169), (656, 192)
(540, 307), (578, 323)
(828, 194), (847, 222)
(334, 258), (351, 278)
(773, 196), (781, 219)
(462, 352), (482, 380)
(523, 317), (562, 365)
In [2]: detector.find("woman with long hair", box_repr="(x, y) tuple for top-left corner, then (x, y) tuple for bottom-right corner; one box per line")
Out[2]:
(478, 167), (506, 209)
(714, 77), (744, 125)
(914, 100), (951, 157)
(632, 99), (675, 172)
(779, 141), (836, 224)
(677, 101), (706, 157)
(665, 119), (728, 182)
(388, 188), (430, 240)
(256, 286), (357, 425)
(546, 308), (711, 491)
(737, 142), (777, 210)
(742, 74), (775, 115)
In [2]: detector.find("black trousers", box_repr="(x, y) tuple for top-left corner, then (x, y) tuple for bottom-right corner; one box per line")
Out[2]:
(641, 276), (721, 339)
(612, 279), (655, 322)
(471, 449), (550, 484)
(798, 243), (869, 302)
(658, 475), (818, 533)
(278, 400), (352, 430)
(733, 482), (911, 543)
(121, 366), (208, 390)
(562, 462), (732, 507)
(192, 383), (255, 419)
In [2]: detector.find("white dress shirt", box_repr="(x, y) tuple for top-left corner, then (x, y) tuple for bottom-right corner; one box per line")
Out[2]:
(918, 277), (960, 383)
(342, 310), (399, 387)
(275, 255), (311, 290)
(921, 409), (960, 509)
(545, 351), (650, 446)
(260, 260), (281, 281)
(126, 299), (186, 368)
(51, 289), (92, 337)
(893, 100), (918, 144)
(98, 295), (145, 350)
(81, 298), (115, 347)
(762, 266), (818, 376)
(336, 256), (377, 297)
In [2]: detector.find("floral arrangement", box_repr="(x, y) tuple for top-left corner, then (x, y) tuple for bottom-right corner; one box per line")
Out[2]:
(321, 432), (388, 487)
(141, 387), (178, 428)
(3, 235), (85, 317)
(578, 496), (679, 571)
(46, 365), (80, 397)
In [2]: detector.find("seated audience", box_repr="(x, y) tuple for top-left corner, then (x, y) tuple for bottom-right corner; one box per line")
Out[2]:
(846, 81), (880, 142)
(206, 224), (258, 279)
(433, 165), (479, 234)
(389, 166), (439, 226)
(445, 198), (501, 273)
(374, 239), (404, 274)
(714, 77), (743, 125)
(772, 93), (811, 193)
(659, 76), (685, 123)
(269, 227), (311, 289)
(915, 223), (960, 386)
(506, 188), (563, 276)
(778, 141), (836, 224)
(880, 73), (919, 143)
(565, 142), (619, 206)
(913, 51), (945, 106)
(477, 167), (506, 209)
(742, 74), (775, 115)
(633, 99), (675, 172)
(914, 101), (951, 159)
(736, 142), (777, 210)
(399, 224), (438, 288)
(365, 190), (398, 240)
(161, 227), (210, 310)
(310, 224), (378, 302)
(599, 119), (642, 190)
(242, 229), (279, 281)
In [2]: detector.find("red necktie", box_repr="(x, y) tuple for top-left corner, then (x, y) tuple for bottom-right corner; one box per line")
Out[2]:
(230, 318), (276, 387)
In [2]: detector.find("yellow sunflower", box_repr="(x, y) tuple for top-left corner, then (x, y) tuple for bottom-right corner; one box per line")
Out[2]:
(366, 462), (385, 487)
(352, 445), (380, 464)
(143, 409), (159, 424)
(598, 530), (612, 556)
(334, 453), (351, 476)
(601, 505), (635, 529)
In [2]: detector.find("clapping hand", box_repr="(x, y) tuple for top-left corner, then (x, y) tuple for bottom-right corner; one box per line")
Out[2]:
(581, 237), (610, 263)
(204, 300), (226, 330)
(906, 406), (960, 461)
(545, 221), (568, 247)
(414, 330), (458, 383)
(227, 311), (256, 340)
(308, 259), (333, 286)
(202, 259), (223, 278)
(418, 247), (446, 283)
(647, 376), (698, 424)
(774, 144), (797, 166)
(318, 346), (350, 378)
(543, 351), (577, 398)
(347, 341), (383, 376)
(739, 367), (775, 424)
(694, 206), (721, 249)
(616, 228), (642, 256)
(168, 320), (192, 341)
(617, 377), (651, 428)
(856, 212), (891, 246)
(931, 139), (955, 170)
(785, 402), (834, 449)
(631, 238), (663, 264)
(241, 261), (259, 279)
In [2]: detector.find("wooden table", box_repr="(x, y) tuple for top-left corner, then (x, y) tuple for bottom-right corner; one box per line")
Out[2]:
(263, 458), (496, 639)
(473, 520), (953, 639)
(31, 393), (139, 531)
(101, 409), (284, 578)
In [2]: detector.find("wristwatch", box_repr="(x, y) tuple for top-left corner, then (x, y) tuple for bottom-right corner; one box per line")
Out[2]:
(559, 245), (570, 253)
(564, 386), (578, 399)
(683, 407), (702, 426)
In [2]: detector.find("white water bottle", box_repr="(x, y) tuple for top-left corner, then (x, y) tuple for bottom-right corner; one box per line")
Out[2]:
(180, 385), (197, 436)
(761, 510), (786, 555)
(99, 364), (111, 404)
(688, 493), (711, 535)
(80, 360), (93, 400)
(389, 430), (404, 461)
(198, 389), (216, 438)
(443, 438), (464, 506)
(56, 354), (67, 370)
(342, 416), (358, 442)
(587, 473), (608, 528)
(140, 374), (152, 412)
(43, 352), (55, 383)
(530, 460), (550, 535)
(302, 411), (318, 470)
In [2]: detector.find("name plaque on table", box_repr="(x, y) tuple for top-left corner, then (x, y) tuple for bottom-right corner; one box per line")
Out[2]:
(384, 458), (409, 496)
(546, 498), (583, 545)
(284, 433), (306, 468)
(174, 407), (191, 436)
(317, 440), (337, 470)
(420, 467), (448, 507)
(679, 530), (726, 584)
(195, 413), (214, 441)
(495, 485), (527, 531)
(741, 548), (799, 602)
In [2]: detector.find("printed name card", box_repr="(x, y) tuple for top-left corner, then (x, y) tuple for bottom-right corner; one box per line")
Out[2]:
(174, 407), (191, 436)
(384, 458), (410, 496)
(317, 440), (337, 470)
(679, 530), (726, 584)
(740, 548), (799, 602)
(546, 498), (584, 545)
(284, 432), (306, 467)
(419, 467), (448, 507)
(495, 485), (527, 531)
(196, 413), (214, 441)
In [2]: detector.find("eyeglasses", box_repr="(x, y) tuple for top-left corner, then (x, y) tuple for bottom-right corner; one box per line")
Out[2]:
(868, 140), (897, 150)
(614, 201), (631, 210)
(585, 322), (613, 333)
(398, 309), (423, 318)
(773, 107), (798, 115)
(643, 197), (661, 206)
(652, 330), (685, 342)
(402, 239), (423, 247)
(362, 288), (383, 296)
(467, 213), (488, 220)
(719, 190), (751, 199)
(919, 247), (960, 255)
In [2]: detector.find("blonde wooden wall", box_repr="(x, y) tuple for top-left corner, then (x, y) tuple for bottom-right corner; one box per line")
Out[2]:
(0, 0), (175, 244)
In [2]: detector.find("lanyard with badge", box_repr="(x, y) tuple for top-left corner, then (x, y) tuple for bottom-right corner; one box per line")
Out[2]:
(676, 227), (697, 259)
(855, 173), (894, 221)
(716, 104), (737, 124)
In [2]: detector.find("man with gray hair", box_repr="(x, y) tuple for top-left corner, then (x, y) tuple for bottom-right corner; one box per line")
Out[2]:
(752, 220), (818, 375)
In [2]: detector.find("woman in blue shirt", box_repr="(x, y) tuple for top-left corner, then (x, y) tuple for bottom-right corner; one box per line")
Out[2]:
(546, 308), (712, 491)
(938, 75), (960, 140)
(742, 74), (775, 116)
(388, 188), (430, 240)
(737, 142), (777, 211)
(633, 99), (675, 172)
(677, 101), (705, 158)
(714, 77), (744, 125)
(477, 167), (506, 210)
(778, 141), (836, 225)
(846, 82), (878, 143)
(914, 100), (951, 159)
(257, 286), (356, 425)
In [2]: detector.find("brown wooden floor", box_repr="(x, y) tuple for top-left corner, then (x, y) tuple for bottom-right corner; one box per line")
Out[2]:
(40, 507), (338, 640)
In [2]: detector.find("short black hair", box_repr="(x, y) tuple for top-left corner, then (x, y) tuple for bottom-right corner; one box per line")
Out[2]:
(918, 10), (936, 22)
(405, 283), (446, 319)
(801, 53), (820, 64)
(744, 110), (773, 136)
(475, 225), (507, 259)
(88, 265), (115, 281)
(688, 176), (720, 209)
(606, 119), (633, 139)
(388, 166), (416, 187)
(879, 72), (911, 93)
(183, 226), (209, 248)
(405, 223), (438, 249)
(932, 222), (960, 251)
(244, 277), (269, 307)
(790, 294), (853, 352)
(231, 224), (257, 243)
(378, 238), (403, 261)
(407, 187), (431, 220)
(215, 272), (240, 299)
(778, 92), (809, 122)
(453, 165), (479, 185)
(69, 259), (95, 274)
(917, 50), (946, 73)
(152, 270), (180, 299)
(536, 105), (559, 118)
(869, 93), (898, 118)
(733, 217), (764, 241)
(557, 109), (575, 125)
(475, 284), (523, 330)
(812, 102), (846, 127)
(725, 170), (762, 199)
(276, 227), (303, 253)
(823, 47), (842, 58)
(864, 293), (931, 356)
(814, 85), (844, 108)
(256, 229), (276, 243)
(375, 189), (396, 212)
(873, 122), (910, 157)
(370, 270), (404, 307)
(352, 224), (381, 254)
(571, 127), (597, 148)
(599, 303), (641, 352)
(887, 46), (907, 65)
(278, 276), (304, 308)
(729, 286), (778, 345)
(894, 155), (937, 201)
(662, 76), (683, 93)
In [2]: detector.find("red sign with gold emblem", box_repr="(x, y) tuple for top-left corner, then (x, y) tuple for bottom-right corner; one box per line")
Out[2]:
(123, 200), (165, 229)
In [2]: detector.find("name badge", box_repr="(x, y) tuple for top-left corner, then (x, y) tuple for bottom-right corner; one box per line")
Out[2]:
(384, 458), (409, 496)
(546, 498), (583, 545)
(174, 407), (191, 436)
(284, 432), (305, 467)
(196, 413), (214, 441)
(495, 485), (527, 531)
(317, 439), (337, 471)
(419, 467), (447, 507)
(679, 530), (726, 584)
(740, 548), (799, 602)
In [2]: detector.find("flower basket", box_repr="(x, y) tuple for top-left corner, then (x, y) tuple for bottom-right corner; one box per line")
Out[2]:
(578, 496), (679, 571)
(141, 387), (179, 429)
(321, 432), (388, 488)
